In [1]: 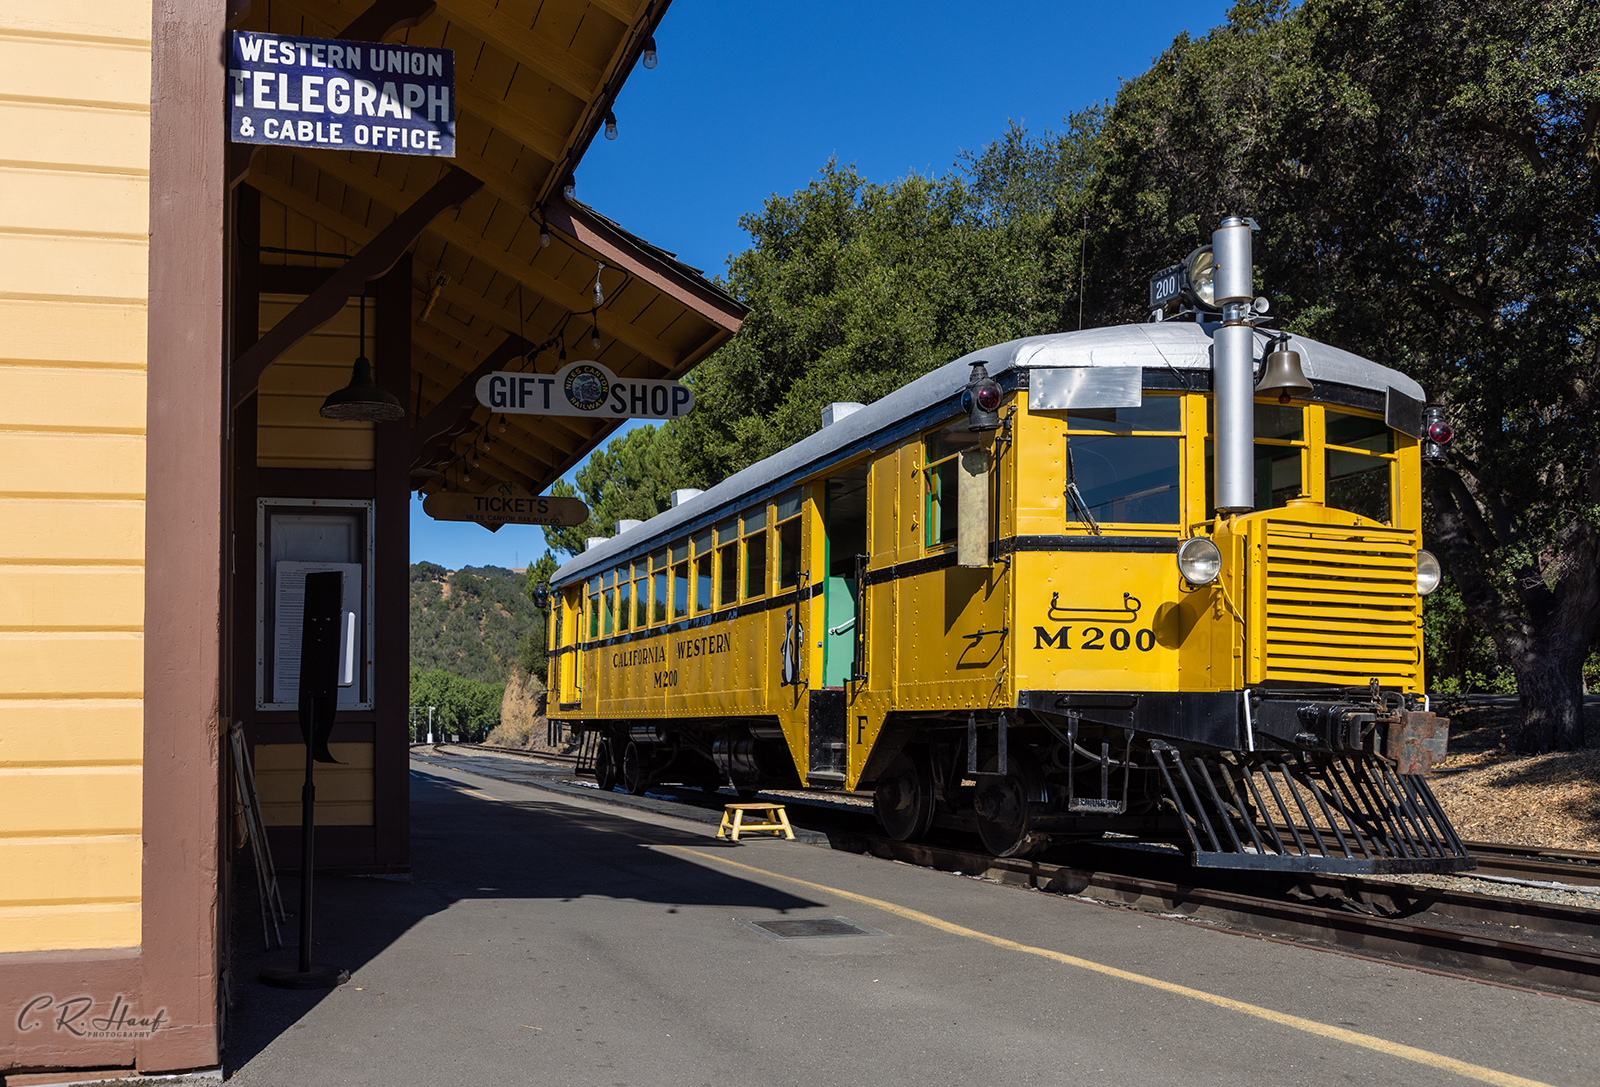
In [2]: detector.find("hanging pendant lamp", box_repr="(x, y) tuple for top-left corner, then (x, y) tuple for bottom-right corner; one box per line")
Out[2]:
(321, 293), (405, 422)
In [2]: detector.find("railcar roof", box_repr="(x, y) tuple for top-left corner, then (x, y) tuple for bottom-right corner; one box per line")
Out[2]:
(552, 321), (1427, 586)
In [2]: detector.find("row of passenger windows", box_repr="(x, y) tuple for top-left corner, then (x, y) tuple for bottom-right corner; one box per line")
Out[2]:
(585, 491), (805, 639)
(923, 396), (1401, 538)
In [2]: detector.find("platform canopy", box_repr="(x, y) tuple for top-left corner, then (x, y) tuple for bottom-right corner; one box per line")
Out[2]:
(230, 0), (745, 495)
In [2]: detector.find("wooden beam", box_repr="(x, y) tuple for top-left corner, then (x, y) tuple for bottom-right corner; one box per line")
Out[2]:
(546, 198), (745, 333)
(336, 0), (435, 40)
(231, 166), (482, 408)
(585, 0), (643, 25)
(431, 0), (603, 100)
(455, 82), (566, 163)
(279, 153), (683, 368)
(411, 334), (527, 463)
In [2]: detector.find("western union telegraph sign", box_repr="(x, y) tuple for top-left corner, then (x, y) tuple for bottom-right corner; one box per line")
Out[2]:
(228, 32), (455, 156)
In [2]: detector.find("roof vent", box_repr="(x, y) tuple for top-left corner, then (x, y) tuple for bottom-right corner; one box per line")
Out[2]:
(822, 402), (864, 427)
(616, 519), (644, 533)
(585, 536), (609, 551)
(670, 488), (703, 508)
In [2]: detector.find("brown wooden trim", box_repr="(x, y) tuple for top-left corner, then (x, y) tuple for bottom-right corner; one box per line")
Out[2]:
(143, 0), (226, 1071)
(373, 254), (412, 869)
(545, 198), (745, 333)
(231, 167), (483, 408)
(0, 949), (143, 1070)
(254, 468), (377, 498)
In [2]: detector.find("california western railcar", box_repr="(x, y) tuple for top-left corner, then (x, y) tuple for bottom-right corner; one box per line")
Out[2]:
(546, 221), (1470, 874)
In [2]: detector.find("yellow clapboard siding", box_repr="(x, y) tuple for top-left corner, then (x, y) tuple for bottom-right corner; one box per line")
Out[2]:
(0, 631), (142, 697)
(0, 166), (149, 238)
(0, 699), (141, 764)
(0, 365), (145, 431)
(0, 101), (149, 174)
(0, 902), (140, 953)
(0, 835), (141, 904)
(0, 765), (140, 835)
(0, 231), (147, 303)
(0, 566), (143, 629)
(258, 295), (376, 469)
(0, 34), (152, 107)
(256, 742), (375, 826)
(0, 499), (143, 563)
(0, 298), (146, 366)
(0, 432), (145, 496)
(0, 0), (152, 43)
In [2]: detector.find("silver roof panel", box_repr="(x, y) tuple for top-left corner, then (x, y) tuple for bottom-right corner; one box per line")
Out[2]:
(553, 323), (1427, 586)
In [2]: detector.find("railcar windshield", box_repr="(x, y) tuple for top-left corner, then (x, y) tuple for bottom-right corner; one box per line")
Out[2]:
(1063, 397), (1183, 525)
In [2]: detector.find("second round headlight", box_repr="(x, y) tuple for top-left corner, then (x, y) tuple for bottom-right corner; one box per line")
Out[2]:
(1178, 537), (1222, 585)
(1417, 550), (1442, 596)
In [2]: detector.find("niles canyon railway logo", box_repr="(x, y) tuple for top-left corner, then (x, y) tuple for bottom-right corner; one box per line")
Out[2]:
(16, 994), (170, 1039)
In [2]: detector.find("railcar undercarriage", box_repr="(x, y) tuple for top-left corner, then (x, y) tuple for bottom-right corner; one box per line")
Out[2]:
(561, 685), (1474, 876)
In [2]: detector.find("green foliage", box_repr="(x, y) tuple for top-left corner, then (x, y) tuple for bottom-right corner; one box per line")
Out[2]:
(543, 423), (682, 555)
(1423, 577), (1515, 695)
(408, 662), (503, 742)
(409, 562), (539, 685)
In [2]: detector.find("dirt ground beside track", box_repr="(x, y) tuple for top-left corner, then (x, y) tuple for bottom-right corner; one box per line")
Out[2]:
(1430, 701), (1600, 850)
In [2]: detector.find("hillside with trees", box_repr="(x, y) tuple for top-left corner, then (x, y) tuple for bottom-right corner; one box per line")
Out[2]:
(542, 0), (1598, 753)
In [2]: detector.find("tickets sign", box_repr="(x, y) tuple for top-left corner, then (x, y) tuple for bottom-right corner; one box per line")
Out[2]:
(475, 360), (694, 420)
(422, 484), (589, 527)
(228, 31), (455, 156)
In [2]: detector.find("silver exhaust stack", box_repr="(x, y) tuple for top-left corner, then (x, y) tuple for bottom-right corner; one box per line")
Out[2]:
(1211, 216), (1258, 514)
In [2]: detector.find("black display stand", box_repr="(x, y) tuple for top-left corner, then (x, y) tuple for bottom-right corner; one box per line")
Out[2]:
(260, 569), (350, 990)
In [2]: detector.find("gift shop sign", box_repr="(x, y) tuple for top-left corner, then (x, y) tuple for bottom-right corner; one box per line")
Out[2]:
(228, 31), (455, 156)
(476, 361), (694, 420)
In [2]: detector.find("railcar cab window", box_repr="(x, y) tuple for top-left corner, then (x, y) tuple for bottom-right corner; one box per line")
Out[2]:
(693, 529), (714, 613)
(716, 521), (738, 607)
(602, 569), (616, 637)
(671, 540), (690, 619)
(742, 506), (768, 599)
(617, 566), (631, 632)
(776, 491), (803, 589)
(1064, 396), (1182, 526)
(1326, 409), (1395, 524)
(1205, 401), (1307, 511)
(924, 421), (986, 547)
(588, 576), (601, 639)
(652, 549), (669, 624)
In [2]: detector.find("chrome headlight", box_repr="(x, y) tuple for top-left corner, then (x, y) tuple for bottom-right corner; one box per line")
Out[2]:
(1178, 537), (1222, 585)
(1416, 550), (1442, 596)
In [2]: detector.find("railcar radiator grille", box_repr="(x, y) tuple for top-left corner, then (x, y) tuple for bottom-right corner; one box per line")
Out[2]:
(1256, 518), (1421, 686)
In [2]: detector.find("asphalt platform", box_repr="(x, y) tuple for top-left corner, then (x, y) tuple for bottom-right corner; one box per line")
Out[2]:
(221, 752), (1600, 1086)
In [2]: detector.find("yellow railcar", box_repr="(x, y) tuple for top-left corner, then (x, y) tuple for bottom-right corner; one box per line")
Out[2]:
(547, 226), (1469, 874)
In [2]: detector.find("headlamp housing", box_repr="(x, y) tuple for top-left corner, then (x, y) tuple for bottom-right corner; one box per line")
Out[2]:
(1177, 537), (1222, 585)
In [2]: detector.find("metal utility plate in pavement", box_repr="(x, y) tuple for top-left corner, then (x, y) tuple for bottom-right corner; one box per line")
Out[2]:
(738, 917), (887, 940)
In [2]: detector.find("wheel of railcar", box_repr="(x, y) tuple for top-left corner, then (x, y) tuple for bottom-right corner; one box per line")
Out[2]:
(874, 750), (936, 842)
(973, 750), (1049, 858)
(622, 742), (649, 795)
(594, 739), (619, 793)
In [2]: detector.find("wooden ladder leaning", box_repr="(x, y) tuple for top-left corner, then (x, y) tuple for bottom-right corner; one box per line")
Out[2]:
(230, 721), (288, 948)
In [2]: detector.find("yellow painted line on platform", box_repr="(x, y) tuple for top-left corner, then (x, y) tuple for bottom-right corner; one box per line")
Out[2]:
(669, 846), (1557, 1087)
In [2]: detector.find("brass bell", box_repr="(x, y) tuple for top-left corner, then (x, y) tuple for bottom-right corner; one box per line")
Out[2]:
(1257, 337), (1312, 404)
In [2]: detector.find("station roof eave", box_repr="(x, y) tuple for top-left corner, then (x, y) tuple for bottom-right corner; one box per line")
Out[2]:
(230, 0), (747, 497)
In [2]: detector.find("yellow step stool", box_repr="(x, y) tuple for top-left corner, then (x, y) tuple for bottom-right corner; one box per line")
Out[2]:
(716, 802), (795, 842)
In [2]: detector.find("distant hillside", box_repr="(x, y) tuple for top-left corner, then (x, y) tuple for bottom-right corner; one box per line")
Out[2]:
(410, 562), (537, 685)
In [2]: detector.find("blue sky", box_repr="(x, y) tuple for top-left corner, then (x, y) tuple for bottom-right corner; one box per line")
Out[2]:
(410, 0), (1234, 570)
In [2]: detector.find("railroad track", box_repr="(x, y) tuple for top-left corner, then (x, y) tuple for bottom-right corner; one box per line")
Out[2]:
(435, 744), (1600, 999)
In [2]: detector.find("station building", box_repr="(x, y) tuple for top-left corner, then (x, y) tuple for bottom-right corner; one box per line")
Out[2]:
(0, 0), (743, 1078)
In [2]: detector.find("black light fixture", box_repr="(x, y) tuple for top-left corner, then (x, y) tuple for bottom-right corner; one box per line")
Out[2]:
(320, 293), (405, 422)
(641, 35), (658, 69)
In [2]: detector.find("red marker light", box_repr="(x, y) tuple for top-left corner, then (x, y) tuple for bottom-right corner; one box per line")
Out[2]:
(1427, 421), (1453, 444)
(975, 382), (1001, 412)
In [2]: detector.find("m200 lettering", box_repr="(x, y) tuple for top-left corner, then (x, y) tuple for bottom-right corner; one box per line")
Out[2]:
(1033, 626), (1155, 653)
(653, 669), (678, 689)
